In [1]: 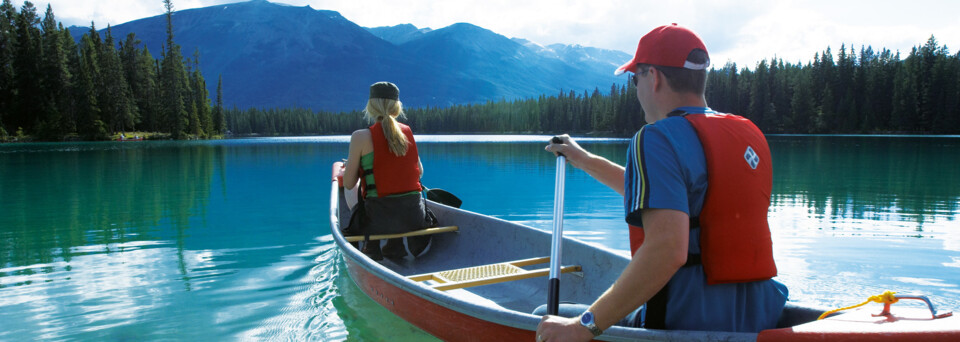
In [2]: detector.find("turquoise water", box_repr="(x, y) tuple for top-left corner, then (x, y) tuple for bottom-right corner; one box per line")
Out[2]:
(1, 135), (958, 340)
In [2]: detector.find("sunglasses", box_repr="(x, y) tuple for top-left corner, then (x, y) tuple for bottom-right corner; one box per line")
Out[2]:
(631, 66), (650, 86)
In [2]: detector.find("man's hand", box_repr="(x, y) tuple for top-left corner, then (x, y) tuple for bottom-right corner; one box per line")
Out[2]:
(535, 315), (593, 342)
(545, 134), (589, 169)
(545, 134), (626, 195)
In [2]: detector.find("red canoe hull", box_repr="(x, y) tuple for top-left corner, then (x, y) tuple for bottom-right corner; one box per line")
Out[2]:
(343, 255), (537, 341)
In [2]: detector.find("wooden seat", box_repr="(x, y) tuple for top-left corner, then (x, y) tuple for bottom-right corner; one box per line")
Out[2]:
(408, 257), (582, 291)
(344, 226), (459, 243)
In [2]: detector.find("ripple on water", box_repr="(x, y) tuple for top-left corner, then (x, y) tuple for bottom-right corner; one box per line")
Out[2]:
(304, 243), (348, 341)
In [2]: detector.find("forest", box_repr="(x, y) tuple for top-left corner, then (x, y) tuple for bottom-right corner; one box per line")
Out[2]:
(226, 37), (960, 136)
(1, 0), (958, 141)
(0, 0), (224, 141)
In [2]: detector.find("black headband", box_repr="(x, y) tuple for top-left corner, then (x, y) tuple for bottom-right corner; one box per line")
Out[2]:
(369, 82), (399, 100)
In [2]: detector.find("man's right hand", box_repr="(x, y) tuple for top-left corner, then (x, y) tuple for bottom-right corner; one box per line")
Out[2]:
(545, 134), (589, 170)
(546, 134), (626, 196)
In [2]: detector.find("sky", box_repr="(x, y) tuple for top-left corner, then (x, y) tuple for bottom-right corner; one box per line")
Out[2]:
(30, 0), (960, 69)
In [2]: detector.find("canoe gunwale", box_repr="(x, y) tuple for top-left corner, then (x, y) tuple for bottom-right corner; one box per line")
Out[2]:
(327, 177), (761, 341)
(326, 162), (960, 341)
(328, 180), (553, 331)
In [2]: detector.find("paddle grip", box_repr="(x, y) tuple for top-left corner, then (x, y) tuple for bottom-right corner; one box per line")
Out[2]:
(551, 136), (565, 158)
(547, 278), (560, 315)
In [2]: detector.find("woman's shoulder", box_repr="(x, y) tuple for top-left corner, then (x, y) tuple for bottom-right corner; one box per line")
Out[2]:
(351, 128), (372, 138)
(350, 129), (373, 148)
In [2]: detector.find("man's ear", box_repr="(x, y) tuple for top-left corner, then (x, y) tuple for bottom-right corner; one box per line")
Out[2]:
(651, 68), (664, 92)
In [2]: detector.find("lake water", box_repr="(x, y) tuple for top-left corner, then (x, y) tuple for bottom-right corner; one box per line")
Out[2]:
(1, 135), (958, 340)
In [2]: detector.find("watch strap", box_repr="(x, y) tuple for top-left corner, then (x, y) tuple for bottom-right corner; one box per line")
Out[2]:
(580, 312), (603, 337)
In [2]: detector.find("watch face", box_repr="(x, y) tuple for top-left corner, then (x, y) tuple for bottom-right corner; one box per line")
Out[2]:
(580, 311), (594, 325)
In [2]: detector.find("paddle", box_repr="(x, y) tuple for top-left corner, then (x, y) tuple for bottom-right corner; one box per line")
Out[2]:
(548, 136), (566, 316)
(424, 187), (463, 208)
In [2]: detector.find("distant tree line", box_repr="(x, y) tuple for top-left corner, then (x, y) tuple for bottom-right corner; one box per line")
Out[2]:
(226, 36), (959, 137)
(707, 37), (959, 134)
(0, 0), (224, 141)
(3, 0), (956, 140)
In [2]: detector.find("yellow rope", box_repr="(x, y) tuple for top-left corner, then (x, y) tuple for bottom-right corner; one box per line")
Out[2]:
(818, 290), (899, 320)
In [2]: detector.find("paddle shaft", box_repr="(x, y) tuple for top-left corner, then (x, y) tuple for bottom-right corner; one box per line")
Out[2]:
(548, 137), (566, 316)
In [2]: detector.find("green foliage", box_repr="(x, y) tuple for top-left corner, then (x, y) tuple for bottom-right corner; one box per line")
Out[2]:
(11, 1), (41, 133)
(223, 37), (959, 137)
(98, 25), (137, 133)
(212, 74), (225, 135)
(0, 0), (16, 132)
(0, 0), (957, 140)
(0, 0), (214, 141)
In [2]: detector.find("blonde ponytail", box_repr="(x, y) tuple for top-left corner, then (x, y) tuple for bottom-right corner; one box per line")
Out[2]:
(364, 98), (408, 156)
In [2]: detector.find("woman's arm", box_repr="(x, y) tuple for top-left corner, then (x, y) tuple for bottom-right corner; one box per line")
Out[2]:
(343, 130), (371, 189)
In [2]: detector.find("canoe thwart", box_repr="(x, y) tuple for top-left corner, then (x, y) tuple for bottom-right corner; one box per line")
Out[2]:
(408, 256), (582, 291)
(344, 226), (459, 243)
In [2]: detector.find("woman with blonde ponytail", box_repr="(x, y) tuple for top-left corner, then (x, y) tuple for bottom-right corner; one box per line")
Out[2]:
(342, 82), (436, 260)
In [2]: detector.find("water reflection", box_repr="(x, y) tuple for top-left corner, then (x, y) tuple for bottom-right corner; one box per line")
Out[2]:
(0, 142), (216, 272)
(0, 141), (341, 339)
(765, 135), (960, 309)
(1, 136), (958, 340)
(770, 135), (960, 232)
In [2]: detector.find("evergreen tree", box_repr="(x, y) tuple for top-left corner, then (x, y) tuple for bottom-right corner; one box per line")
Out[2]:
(159, 0), (189, 138)
(213, 74), (225, 134)
(892, 48), (920, 132)
(0, 0), (17, 135)
(37, 4), (70, 139)
(98, 25), (137, 133)
(120, 32), (159, 132)
(790, 66), (816, 132)
(77, 33), (106, 139)
(11, 1), (41, 134)
(58, 25), (78, 134)
(190, 49), (211, 136)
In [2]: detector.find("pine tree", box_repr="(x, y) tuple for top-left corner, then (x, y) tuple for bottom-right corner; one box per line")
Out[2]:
(190, 49), (211, 136)
(12, 1), (41, 134)
(790, 66), (815, 132)
(748, 59), (770, 127)
(38, 4), (70, 139)
(120, 32), (158, 132)
(159, 0), (189, 138)
(98, 25), (137, 133)
(891, 48), (919, 132)
(139, 47), (161, 131)
(213, 74), (225, 134)
(0, 0), (17, 135)
(77, 33), (106, 139)
(58, 25), (78, 134)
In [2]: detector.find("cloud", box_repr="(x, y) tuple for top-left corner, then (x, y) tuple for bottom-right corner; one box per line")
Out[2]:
(34, 0), (960, 68)
(34, 0), (236, 27)
(711, 0), (960, 67)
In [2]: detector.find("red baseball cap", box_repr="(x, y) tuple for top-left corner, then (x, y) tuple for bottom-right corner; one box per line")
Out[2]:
(614, 23), (710, 76)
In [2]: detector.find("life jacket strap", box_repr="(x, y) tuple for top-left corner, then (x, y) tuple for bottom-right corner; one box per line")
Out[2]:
(684, 253), (702, 267)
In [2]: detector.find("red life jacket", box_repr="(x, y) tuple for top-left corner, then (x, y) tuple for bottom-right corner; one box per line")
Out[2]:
(628, 113), (777, 285)
(364, 121), (422, 197)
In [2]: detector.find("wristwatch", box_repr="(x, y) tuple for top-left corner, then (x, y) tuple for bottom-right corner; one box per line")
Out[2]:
(579, 311), (603, 337)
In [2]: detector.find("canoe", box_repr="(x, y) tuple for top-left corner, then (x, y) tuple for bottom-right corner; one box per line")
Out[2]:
(327, 162), (958, 341)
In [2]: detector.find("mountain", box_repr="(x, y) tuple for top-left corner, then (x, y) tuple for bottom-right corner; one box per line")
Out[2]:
(70, 0), (631, 112)
(366, 24), (432, 45)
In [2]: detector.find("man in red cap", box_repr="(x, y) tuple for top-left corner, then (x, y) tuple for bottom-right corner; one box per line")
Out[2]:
(536, 24), (788, 341)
